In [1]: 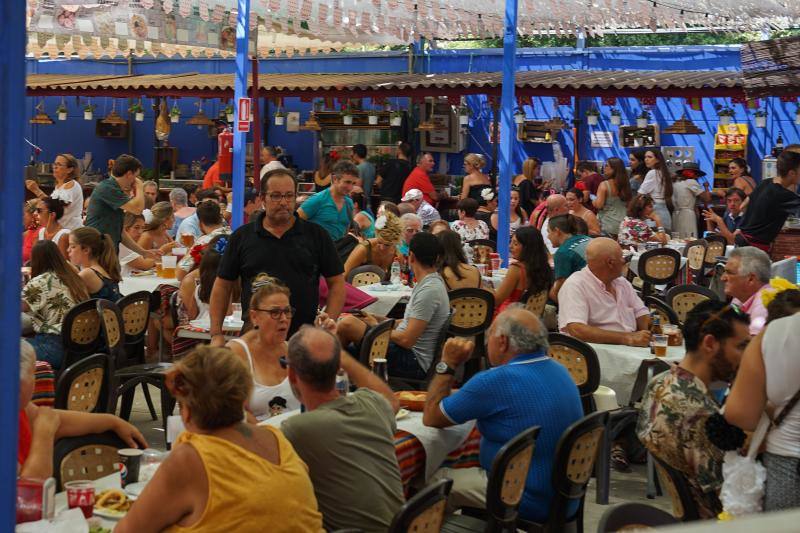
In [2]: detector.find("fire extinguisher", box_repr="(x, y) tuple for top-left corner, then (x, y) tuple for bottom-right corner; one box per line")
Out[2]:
(217, 127), (233, 182)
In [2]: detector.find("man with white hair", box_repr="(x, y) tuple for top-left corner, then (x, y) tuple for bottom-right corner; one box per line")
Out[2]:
(168, 187), (196, 238)
(401, 188), (440, 226)
(422, 306), (583, 522)
(397, 212), (422, 258)
(17, 340), (146, 478)
(723, 246), (773, 334)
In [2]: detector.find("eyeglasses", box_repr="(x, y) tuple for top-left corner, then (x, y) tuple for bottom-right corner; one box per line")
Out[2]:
(699, 303), (744, 331)
(267, 192), (295, 203)
(252, 306), (295, 319)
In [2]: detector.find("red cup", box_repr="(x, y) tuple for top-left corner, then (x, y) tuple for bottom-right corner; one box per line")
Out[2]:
(65, 480), (95, 519)
(490, 258), (501, 271)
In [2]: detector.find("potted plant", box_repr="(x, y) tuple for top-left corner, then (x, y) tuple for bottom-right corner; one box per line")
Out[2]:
(457, 105), (470, 126)
(368, 109), (379, 125)
(610, 108), (622, 126)
(717, 106), (735, 126)
(224, 103), (234, 122)
(170, 103), (181, 123)
(586, 107), (600, 126)
(390, 110), (403, 127)
(129, 101), (144, 122)
(274, 109), (286, 126)
(341, 108), (353, 126)
(514, 109), (526, 125)
(83, 103), (95, 121)
(754, 109), (767, 128)
(56, 102), (68, 121)
(636, 110), (650, 129)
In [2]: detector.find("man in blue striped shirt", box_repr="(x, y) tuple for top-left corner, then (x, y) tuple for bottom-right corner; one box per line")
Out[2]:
(423, 306), (583, 522)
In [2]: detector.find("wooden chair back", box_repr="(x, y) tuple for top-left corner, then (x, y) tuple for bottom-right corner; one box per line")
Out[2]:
(96, 299), (125, 364)
(54, 353), (113, 413)
(638, 247), (681, 296)
(683, 239), (708, 283)
(548, 333), (601, 414)
(388, 478), (453, 533)
(703, 234), (728, 268)
(347, 265), (387, 287)
(653, 456), (702, 522)
(358, 319), (395, 368)
(484, 426), (540, 530)
(644, 295), (680, 326)
(666, 284), (719, 324)
(60, 298), (102, 371)
(520, 289), (548, 317)
(116, 291), (152, 368)
(53, 431), (127, 490)
(448, 288), (495, 336)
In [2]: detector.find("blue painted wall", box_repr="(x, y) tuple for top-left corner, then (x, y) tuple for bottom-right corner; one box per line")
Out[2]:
(24, 46), (799, 183)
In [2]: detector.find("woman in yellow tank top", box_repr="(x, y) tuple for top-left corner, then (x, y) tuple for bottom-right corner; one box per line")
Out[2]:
(116, 346), (323, 533)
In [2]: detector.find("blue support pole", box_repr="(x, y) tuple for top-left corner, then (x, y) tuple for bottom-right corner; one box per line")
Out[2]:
(231, 0), (251, 229)
(0, 0), (25, 526)
(497, 0), (518, 266)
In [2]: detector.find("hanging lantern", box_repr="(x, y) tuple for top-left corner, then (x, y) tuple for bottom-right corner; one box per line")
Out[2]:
(663, 114), (704, 134)
(187, 100), (215, 129)
(30, 101), (54, 125)
(101, 101), (127, 125)
(300, 112), (322, 131)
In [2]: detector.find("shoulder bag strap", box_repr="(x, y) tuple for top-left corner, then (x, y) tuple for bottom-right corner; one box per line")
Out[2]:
(774, 386), (800, 428)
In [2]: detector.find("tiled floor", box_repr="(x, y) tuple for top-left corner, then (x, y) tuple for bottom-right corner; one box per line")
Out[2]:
(127, 387), (674, 531)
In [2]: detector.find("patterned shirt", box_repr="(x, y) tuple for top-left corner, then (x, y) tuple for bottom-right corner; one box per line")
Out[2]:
(618, 216), (655, 247)
(450, 219), (490, 243)
(22, 272), (80, 335)
(636, 365), (723, 519)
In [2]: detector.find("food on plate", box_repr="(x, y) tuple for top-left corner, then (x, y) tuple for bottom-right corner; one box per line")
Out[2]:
(94, 489), (132, 514)
(89, 526), (112, 533)
(396, 391), (426, 401)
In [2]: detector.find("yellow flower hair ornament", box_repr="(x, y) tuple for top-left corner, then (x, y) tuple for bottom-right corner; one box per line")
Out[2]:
(761, 277), (799, 308)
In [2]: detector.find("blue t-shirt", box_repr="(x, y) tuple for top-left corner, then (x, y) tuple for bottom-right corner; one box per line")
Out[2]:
(440, 352), (584, 522)
(553, 234), (590, 280)
(300, 188), (353, 241)
(357, 161), (377, 198)
(360, 210), (376, 239)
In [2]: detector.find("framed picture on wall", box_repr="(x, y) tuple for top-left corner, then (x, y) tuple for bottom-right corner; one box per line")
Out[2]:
(420, 100), (465, 153)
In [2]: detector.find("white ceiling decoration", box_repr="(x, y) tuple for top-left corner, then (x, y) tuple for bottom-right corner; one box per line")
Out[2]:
(26, 0), (800, 59)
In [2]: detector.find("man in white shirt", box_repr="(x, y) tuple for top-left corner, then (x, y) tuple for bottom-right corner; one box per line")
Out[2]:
(259, 145), (285, 178)
(401, 188), (441, 226)
(540, 194), (569, 254)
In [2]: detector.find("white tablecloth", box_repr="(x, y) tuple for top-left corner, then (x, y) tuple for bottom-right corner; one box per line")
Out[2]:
(589, 341), (683, 405)
(119, 275), (179, 296)
(360, 283), (413, 316)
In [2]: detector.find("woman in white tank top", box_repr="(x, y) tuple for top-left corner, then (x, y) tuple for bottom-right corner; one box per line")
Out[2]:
(226, 276), (300, 420)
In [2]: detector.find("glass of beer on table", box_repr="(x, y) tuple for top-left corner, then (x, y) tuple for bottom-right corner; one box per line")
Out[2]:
(652, 334), (668, 357)
(161, 255), (177, 279)
(180, 233), (194, 247)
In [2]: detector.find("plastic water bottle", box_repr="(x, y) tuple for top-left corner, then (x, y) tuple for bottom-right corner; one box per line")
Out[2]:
(335, 369), (349, 397)
(390, 260), (402, 284)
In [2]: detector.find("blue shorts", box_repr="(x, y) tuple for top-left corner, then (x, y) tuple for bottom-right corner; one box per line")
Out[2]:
(386, 342), (427, 380)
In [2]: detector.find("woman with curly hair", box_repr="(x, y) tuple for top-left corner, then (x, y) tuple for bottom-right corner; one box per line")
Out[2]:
(492, 226), (553, 313)
(343, 211), (403, 278)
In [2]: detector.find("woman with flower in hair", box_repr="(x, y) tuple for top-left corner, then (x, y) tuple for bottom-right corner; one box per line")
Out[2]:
(226, 274), (301, 421)
(474, 188), (498, 241)
(343, 211), (403, 279)
(450, 198), (490, 243)
(116, 346), (323, 532)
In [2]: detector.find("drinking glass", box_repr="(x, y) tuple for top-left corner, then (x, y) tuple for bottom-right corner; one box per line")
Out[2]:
(652, 334), (668, 357)
(65, 480), (95, 519)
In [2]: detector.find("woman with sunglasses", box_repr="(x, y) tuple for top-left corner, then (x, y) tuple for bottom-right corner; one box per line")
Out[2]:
(26, 153), (84, 231)
(35, 197), (71, 259)
(227, 274), (301, 421)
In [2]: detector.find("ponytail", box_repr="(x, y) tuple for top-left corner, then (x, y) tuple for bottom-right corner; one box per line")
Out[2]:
(99, 233), (122, 283)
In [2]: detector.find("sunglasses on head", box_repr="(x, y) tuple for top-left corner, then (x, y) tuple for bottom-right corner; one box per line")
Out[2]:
(699, 303), (744, 331)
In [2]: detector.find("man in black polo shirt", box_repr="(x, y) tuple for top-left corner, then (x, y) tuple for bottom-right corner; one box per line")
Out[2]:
(736, 148), (800, 252)
(209, 169), (345, 345)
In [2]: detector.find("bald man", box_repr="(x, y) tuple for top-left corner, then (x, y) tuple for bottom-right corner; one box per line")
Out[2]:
(558, 237), (652, 346)
(423, 307), (583, 521)
(281, 325), (403, 532)
(532, 194), (569, 253)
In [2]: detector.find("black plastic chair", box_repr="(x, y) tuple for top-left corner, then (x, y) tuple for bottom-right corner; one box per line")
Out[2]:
(347, 265), (387, 287)
(665, 284), (719, 324)
(388, 478), (453, 533)
(637, 247), (681, 297)
(682, 239), (708, 285)
(653, 456), (702, 522)
(596, 358), (671, 505)
(518, 411), (609, 533)
(59, 298), (102, 372)
(53, 431), (127, 491)
(702, 234), (728, 281)
(644, 295), (680, 326)
(548, 333), (601, 415)
(358, 318), (395, 368)
(448, 288), (495, 337)
(597, 502), (678, 531)
(442, 426), (541, 533)
(115, 292), (159, 420)
(519, 289), (548, 318)
(54, 353), (113, 414)
(96, 298), (126, 363)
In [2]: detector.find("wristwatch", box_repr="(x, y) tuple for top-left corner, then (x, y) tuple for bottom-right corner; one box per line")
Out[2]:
(435, 361), (456, 376)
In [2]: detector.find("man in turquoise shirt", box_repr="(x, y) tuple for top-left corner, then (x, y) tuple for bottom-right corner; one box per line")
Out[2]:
(298, 160), (357, 241)
(547, 214), (590, 302)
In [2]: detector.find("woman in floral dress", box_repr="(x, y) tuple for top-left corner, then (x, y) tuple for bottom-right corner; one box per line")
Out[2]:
(450, 198), (490, 243)
(22, 240), (88, 369)
(618, 194), (668, 249)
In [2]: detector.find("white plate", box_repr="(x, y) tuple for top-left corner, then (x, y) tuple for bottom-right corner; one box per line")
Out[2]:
(395, 408), (410, 420)
(124, 481), (147, 500)
(93, 506), (127, 520)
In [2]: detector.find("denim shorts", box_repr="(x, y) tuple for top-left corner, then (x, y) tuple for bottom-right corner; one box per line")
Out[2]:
(28, 333), (65, 371)
(386, 342), (427, 380)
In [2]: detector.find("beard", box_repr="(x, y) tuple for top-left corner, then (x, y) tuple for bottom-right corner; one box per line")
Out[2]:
(710, 346), (737, 383)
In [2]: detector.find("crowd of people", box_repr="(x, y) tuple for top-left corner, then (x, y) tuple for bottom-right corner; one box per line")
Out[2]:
(16, 141), (800, 530)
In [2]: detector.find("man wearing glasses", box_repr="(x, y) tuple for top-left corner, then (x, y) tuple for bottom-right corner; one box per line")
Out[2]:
(209, 169), (345, 344)
(637, 301), (751, 519)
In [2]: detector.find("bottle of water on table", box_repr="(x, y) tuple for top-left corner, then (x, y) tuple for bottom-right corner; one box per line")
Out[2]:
(390, 260), (401, 285)
(335, 369), (349, 396)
